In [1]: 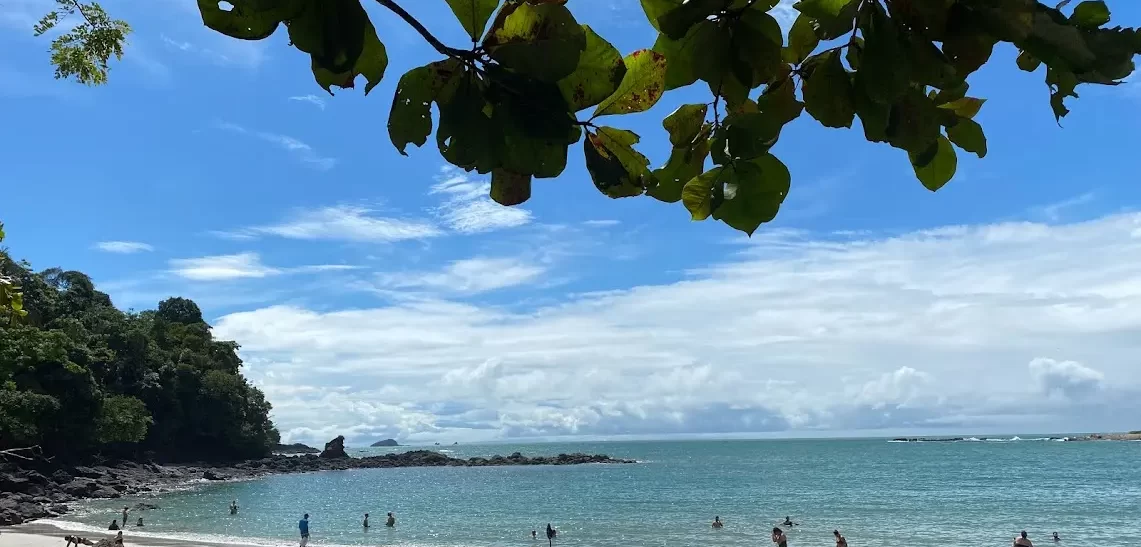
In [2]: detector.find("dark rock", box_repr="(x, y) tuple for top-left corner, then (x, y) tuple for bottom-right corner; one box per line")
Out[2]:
(51, 470), (74, 484)
(202, 470), (226, 481)
(370, 439), (399, 447)
(48, 504), (69, 515)
(89, 487), (119, 499)
(273, 443), (320, 454)
(62, 479), (98, 497)
(319, 436), (349, 459)
(71, 466), (104, 479)
(132, 503), (159, 511)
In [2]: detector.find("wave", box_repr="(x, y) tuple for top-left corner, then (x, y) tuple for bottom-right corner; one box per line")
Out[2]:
(889, 436), (1066, 444)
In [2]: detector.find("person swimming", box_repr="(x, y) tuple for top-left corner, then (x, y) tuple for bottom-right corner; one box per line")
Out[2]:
(834, 530), (847, 547)
(1014, 531), (1033, 547)
(136, 517), (144, 527)
(782, 516), (797, 527)
(1052, 533), (1061, 542)
(712, 516), (724, 529)
(108, 520), (120, 531)
(772, 527), (789, 547)
(386, 512), (396, 527)
(532, 530), (537, 540)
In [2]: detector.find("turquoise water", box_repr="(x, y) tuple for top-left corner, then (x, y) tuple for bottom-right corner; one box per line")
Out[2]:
(48, 438), (1141, 547)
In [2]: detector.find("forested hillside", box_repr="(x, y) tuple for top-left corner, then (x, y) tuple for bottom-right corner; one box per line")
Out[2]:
(0, 243), (279, 463)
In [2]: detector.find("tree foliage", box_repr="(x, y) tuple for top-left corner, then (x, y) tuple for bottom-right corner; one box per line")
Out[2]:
(0, 235), (279, 462)
(35, 0), (1141, 235)
(34, 0), (131, 86)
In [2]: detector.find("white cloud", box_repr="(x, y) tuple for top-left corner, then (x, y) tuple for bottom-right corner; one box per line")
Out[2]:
(215, 213), (1141, 445)
(289, 94), (326, 110)
(431, 169), (533, 233)
(168, 252), (359, 281)
(1028, 358), (1105, 400)
(214, 121), (336, 170)
(378, 257), (545, 294)
(170, 253), (280, 281)
(583, 220), (621, 227)
(94, 241), (154, 254)
(221, 205), (442, 243)
(1032, 192), (1095, 221)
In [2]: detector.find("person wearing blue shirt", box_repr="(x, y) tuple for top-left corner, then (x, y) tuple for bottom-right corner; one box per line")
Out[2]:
(299, 514), (310, 547)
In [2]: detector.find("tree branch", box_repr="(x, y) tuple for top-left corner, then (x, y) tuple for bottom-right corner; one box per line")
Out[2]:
(0, 446), (50, 461)
(374, 0), (474, 59)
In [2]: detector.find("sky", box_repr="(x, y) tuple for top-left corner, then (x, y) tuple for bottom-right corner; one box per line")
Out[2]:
(3, 0), (1141, 447)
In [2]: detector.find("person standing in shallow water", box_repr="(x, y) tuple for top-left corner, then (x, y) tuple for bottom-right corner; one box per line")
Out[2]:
(121, 507), (129, 527)
(230, 500), (239, 515)
(363, 513), (370, 528)
(298, 513), (310, 547)
(834, 530), (847, 547)
(386, 512), (396, 527)
(772, 527), (789, 547)
(1014, 531), (1033, 547)
(712, 517), (723, 529)
(108, 520), (119, 531)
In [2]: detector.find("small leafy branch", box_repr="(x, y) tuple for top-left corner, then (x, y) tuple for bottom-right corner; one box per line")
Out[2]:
(37, 0), (1141, 235)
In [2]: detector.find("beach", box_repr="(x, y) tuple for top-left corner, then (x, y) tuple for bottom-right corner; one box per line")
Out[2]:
(6, 438), (1139, 547)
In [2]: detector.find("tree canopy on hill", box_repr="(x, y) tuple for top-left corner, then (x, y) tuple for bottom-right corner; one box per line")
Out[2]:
(0, 241), (279, 462)
(31, 0), (1141, 235)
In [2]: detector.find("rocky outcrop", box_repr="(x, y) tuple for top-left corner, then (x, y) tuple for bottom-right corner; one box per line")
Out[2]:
(370, 439), (399, 447)
(320, 435), (349, 459)
(0, 435), (633, 526)
(273, 443), (320, 454)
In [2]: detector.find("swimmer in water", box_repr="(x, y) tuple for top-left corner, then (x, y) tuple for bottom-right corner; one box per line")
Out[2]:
(772, 527), (789, 547)
(386, 512), (396, 527)
(712, 517), (723, 529)
(1014, 531), (1033, 547)
(834, 530), (847, 547)
(1052, 533), (1061, 542)
(532, 530), (537, 540)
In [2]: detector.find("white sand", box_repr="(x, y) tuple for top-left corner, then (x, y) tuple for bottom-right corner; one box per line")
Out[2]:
(0, 529), (225, 547)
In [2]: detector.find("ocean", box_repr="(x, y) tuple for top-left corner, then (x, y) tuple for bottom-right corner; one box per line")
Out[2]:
(42, 438), (1141, 547)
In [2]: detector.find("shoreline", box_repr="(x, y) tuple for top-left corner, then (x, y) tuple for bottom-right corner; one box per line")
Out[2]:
(0, 525), (250, 547)
(0, 447), (634, 527)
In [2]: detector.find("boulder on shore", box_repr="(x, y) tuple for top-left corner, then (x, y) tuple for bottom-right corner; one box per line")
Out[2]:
(320, 436), (349, 459)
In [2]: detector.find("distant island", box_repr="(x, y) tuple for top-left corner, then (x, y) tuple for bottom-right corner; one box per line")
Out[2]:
(371, 439), (400, 447)
(274, 443), (320, 454)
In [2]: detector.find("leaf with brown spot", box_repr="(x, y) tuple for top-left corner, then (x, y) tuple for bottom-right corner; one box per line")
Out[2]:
(556, 25), (626, 112)
(592, 49), (668, 118)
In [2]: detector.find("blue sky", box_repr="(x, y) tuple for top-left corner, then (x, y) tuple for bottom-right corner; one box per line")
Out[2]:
(3, 0), (1141, 446)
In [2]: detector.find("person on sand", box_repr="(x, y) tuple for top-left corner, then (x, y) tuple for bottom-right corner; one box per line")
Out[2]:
(1053, 533), (1061, 542)
(712, 516), (724, 529)
(546, 523), (557, 547)
(108, 520), (120, 531)
(772, 527), (789, 547)
(1014, 531), (1033, 547)
(299, 513), (310, 547)
(834, 530), (847, 547)
(386, 512), (396, 527)
(363, 513), (370, 528)
(136, 517), (144, 527)
(114, 531), (124, 547)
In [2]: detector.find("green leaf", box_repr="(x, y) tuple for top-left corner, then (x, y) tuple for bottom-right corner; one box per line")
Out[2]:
(557, 26), (626, 112)
(938, 97), (985, 119)
(734, 10), (784, 83)
(584, 128), (652, 198)
(712, 154), (791, 235)
(1071, 1), (1110, 29)
(941, 14), (996, 78)
(682, 167), (726, 220)
(653, 21), (722, 91)
(485, 2), (586, 83)
(436, 70), (499, 173)
(946, 118), (987, 158)
(593, 49), (668, 117)
(860, 2), (909, 104)
(756, 76), (805, 129)
(640, 0), (681, 31)
(488, 66), (580, 178)
(286, 0), (388, 94)
(886, 89), (942, 154)
(663, 104), (709, 146)
(650, 125), (712, 203)
(657, 0), (726, 40)
(197, 0), (293, 40)
(1046, 67), (1080, 122)
(852, 76), (890, 142)
(490, 168), (533, 206)
(1016, 50), (1042, 72)
(909, 135), (958, 192)
(802, 50), (855, 128)
(785, 14), (820, 64)
(794, 0), (853, 19)
(388, 60), (460, 155)
(444, 0), (499, 41)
